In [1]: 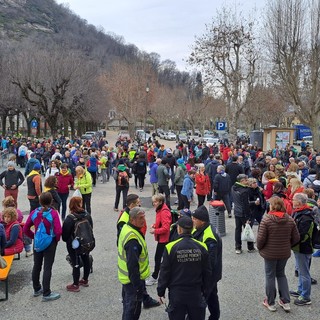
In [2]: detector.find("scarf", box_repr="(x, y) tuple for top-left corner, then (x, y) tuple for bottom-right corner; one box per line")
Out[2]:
(269, 211), (285, 218)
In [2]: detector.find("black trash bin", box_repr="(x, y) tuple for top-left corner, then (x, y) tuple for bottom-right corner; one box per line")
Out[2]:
(209, 200), (226, 236)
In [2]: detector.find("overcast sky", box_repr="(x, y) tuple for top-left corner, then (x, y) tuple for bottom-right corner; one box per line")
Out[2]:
(55, 0), (265, 70)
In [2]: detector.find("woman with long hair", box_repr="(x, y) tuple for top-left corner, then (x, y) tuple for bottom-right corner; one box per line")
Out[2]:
(62, 196), (94, 292)
(257, 196), (299, 312)
(74, 166), (93, 214)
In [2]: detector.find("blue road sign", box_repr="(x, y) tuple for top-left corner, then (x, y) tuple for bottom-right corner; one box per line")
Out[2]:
(216, 122), (226, 130)
(31, 119), (38, 128)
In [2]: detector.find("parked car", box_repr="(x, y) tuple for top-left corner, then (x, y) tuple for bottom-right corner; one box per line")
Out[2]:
(166, 132), (177, 141)
(178, 134), (188, 143)
(159, 131), (166, 139)
(204, 137), (220, 145)
(81, 133), (94, 140)
(140, 133), (152, 144)
(118, 131), (131, 142)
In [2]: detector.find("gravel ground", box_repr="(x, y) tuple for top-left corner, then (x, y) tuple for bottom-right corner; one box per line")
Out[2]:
(0, 131), (319, 320)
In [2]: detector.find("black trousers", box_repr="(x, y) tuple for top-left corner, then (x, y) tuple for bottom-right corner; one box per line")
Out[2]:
(89, 171), (97, 186)
(29, 197), (40, 213)
(207, 282), (220, 320)
(68, 248), (91, 285)
(235, 216), (254, 250)
(82, 193), (92, 214)
(197, 194), (206, 207)
(114, 186), (129, 209)
(151, 242), (167, 279)
(137, 173), (146, 189)
(181, 194), (190, 209)
(32, 241), (57, 296)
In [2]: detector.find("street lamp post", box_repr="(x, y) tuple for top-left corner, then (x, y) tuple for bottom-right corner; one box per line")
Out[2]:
(144, 84), (149, 144)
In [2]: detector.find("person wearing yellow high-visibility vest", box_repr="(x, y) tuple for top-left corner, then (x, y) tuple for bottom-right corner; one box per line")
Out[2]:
(157, 216), (212, 320)
(192, 205), (222, 320)
(118, 207), (158, 319)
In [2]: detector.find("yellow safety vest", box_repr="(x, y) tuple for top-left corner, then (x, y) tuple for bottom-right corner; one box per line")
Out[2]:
(165, 237), (207, 255)
(192, 225), (217, 243)
(117, 210), (129, 226)
(118, 224), (150, 284)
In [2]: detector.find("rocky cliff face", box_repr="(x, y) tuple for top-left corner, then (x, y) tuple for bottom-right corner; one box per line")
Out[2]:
(0, 0), (55, 39)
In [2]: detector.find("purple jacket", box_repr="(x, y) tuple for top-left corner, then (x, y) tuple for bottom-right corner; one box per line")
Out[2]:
(149, 162), (158, 183)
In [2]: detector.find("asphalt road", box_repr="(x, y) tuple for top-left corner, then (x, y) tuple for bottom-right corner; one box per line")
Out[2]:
(0, 131), (319, 320)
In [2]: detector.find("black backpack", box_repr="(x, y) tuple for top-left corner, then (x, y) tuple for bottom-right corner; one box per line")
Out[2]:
(71, 213), (95, 254)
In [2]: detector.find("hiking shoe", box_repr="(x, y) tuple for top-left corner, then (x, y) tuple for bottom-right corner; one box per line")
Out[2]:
(66, 284), (80, 292)
(143, 298), (161, 309)
(114, 208), (119, 212)
(79, 279), (89, 287)
(235, 249), (242, 254)
(263, 298), (277, 312)
(311, 278), (317, 285)
(42, 292), (61, 302)
(145, 276), (158, 286)
(33, 288), (43, 297)
(289, 290), (300, 298)
(278, 299), (290, 312)
(312, 250), (320, 257)
(228, 214), (232, 218)
(248, 248), (257, 253)
(26, 251), (34, 257)
(294, 296), (311, 306)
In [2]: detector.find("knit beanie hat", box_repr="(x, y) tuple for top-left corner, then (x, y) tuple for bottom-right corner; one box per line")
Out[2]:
(7, 161), (15, 168)
(33, 163), (41, 170)
(177, 158), (184, 165)
(192, 205), (209, 222)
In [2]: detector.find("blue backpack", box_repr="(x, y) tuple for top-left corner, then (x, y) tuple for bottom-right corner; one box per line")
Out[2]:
(31, 208), (54, 252)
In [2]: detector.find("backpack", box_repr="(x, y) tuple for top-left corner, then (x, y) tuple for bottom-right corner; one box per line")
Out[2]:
(31, 208), (54, 252)
(71, 213), (95, 254)
(20, 149), (26, 157)
(118, 171), (129, 186)
(311, 180), (320, 195)
(312, 222), (320, 249)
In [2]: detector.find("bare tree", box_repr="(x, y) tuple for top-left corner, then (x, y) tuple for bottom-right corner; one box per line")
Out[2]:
(8, 41), (101, 137)
(265, 0), (320, 149)
(188, 8), (258, 142)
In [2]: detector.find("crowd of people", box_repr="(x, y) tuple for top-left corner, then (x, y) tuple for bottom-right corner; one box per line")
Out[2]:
(0, 133), (320, 318)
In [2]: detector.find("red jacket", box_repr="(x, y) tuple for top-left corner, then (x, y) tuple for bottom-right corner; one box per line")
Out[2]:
(263, 178), (279, 200)
(56, 172), (74, 194)
(195, 173), (211, 196)
(153, 203), (172, 243)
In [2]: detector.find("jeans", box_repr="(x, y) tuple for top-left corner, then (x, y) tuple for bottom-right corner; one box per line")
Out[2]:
(294, 252), (312, 299)
(82, 193), (92, 214)
(235, 216), (254, 250)
(114, 186), (129, 210)
(122, 282), (143, 320)
(151, 242), (167, 279)
(158, 185), (171, 209)
(264, 258), (290, 305)
(32, 241), (57, 296)
(101, 168), (107, 183)
(58, 192), (69, 220)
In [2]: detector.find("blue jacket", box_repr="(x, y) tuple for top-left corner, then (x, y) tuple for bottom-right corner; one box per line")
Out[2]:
(0, 223), (6, 256)
(181, 175), (194, 200)
(149, 162), (158, 183)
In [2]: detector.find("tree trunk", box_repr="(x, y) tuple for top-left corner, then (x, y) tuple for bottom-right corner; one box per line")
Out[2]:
(310, 117), (320, 151)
